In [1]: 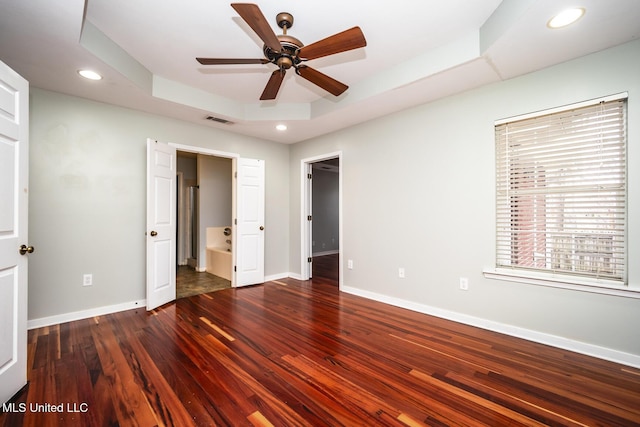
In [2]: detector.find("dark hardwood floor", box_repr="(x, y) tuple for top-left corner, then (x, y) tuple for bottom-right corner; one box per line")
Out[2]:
(312, 253), (339, 282)
(2, 270), (640, 426)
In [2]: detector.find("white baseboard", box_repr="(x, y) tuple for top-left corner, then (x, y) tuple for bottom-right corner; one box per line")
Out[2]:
(31, 280), (638, 369)
(285, 272), (304, 281)
(26, 271), (294, 329)
(341, 285), (640, 369)
(27, 299), (147, 330)
(265, 272), (291, 282)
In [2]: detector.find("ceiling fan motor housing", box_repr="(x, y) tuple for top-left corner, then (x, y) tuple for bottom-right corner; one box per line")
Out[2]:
(263, 34), (303, 70)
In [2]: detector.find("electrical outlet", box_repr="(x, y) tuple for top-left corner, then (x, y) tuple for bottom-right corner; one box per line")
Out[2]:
(459, 277), (469, 291)
(347, 259), (353, 269)
(399, 268), (405, 278)
(83, 274), (93, 287)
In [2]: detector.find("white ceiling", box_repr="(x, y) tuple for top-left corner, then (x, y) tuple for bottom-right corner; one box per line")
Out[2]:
(1, 0), (639, 144)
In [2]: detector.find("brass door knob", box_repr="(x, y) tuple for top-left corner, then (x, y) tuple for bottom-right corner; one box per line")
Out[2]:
(150, 231), (158, 236)
(19, 245), (34, 255)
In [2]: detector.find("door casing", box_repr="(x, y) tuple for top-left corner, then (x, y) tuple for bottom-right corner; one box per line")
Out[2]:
(170, 143), (239, 286)
(169, 143), (265, 289)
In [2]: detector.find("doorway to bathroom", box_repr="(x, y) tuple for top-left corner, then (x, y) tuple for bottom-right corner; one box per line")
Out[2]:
(176, 151), (233, 298)
(302, 153), (342, 286)
(147, 141), (265, 309)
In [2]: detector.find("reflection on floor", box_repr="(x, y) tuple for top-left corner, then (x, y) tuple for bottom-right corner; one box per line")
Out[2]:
(312, 253), (339, 282)
(177, 265), (231, 299)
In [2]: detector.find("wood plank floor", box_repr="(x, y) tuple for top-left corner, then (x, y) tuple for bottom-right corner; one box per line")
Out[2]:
(312, 253), (339, 282)
(2, 275), (640, 426)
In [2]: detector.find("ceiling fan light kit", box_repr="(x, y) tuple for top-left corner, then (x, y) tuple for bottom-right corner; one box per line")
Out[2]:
(196, 3), (367, 100)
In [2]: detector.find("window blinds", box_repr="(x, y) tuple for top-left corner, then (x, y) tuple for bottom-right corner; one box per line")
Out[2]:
(495, 96), (627, 283)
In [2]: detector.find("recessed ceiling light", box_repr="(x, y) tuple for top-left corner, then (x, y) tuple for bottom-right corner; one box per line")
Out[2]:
(78, 69), (103, 80)
(547, 8), (585, 29)
(276, 124), (287, 131)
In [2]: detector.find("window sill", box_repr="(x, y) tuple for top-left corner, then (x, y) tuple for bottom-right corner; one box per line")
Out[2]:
(482, 268), (640, 299)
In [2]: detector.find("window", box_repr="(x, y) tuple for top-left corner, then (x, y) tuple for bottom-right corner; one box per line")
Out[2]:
(494, 94), (627, 286)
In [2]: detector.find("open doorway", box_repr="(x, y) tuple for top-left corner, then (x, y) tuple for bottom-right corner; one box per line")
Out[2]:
(147, 141), (265, 308)
(302, 153), (342, 286)
(311, 159), (340, 282)
(176, 151), (233, 298)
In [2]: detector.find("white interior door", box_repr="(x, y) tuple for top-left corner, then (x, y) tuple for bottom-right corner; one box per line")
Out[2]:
(0, 61), (29, 404)
(146, 139), (177, 310)
(235, 158), (265, 287)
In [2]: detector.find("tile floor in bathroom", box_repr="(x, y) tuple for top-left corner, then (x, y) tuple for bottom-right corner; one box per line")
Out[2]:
(176, 265), (231, 298)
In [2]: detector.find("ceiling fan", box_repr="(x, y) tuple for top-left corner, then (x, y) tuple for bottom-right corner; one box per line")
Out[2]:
(196, 3), (367, 100)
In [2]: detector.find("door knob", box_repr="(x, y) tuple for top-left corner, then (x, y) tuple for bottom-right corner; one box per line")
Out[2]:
(259, 226), (264, 231)
(19, 245), (34, 255)
(150, 231), (158, 236)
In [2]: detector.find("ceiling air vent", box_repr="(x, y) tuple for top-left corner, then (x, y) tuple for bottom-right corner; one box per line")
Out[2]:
(205, 115), (234, 125)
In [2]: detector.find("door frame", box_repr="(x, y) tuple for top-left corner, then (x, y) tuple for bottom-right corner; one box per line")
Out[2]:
(170, 143), (240, 287)
(300, 152), (343, 287)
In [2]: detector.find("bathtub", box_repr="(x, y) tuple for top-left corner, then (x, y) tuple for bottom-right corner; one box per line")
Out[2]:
(206, 247), (232, 281)
(206, 226), (232, 281)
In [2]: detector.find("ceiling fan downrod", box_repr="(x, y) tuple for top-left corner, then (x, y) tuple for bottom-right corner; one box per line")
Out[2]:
(262, 12), (303, 71)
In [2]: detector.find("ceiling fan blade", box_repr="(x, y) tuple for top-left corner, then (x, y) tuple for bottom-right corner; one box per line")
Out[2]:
(196, 58), (270, 65)
(260, 69), (286, 100)
(297, 27), (366, 61)
(231, 3), (282, 52)
(296, 65), (348, 97)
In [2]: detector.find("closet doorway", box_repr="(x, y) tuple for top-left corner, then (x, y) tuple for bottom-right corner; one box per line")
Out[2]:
(301, 153), (342, 286)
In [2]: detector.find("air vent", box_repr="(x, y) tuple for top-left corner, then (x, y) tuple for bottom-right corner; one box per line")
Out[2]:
(205, 115), (234, 125)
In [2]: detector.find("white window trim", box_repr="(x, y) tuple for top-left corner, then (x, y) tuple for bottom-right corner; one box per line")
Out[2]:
(483, 267), (640, 299)
(488, 92), (634, 298)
